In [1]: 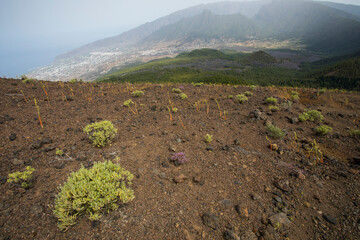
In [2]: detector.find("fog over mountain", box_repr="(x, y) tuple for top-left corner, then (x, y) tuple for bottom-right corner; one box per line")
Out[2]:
(27, 0), (360, 81)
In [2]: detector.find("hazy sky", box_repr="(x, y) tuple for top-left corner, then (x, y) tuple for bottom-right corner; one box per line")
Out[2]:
(0, 0), (359, 76)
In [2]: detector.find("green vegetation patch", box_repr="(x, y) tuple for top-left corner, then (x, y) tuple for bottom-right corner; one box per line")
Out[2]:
(7, 166), (35, 188)
(53, 160), (134, 231)
(131, 90), (144, 97)
(315, 125), (332, 135)
(265, 97), (278, 105)
(235, 94), (248, 103)
(179, 93), (188, 100)
(266, 124), (285, 139)
(298, 109), (324, 122)
(83, 120), (117, 147)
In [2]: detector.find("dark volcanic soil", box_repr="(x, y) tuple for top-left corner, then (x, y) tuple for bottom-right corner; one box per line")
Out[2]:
(0, 78), (359, 240)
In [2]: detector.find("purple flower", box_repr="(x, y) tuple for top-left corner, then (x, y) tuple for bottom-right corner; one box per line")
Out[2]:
(171, 152), (188, 165)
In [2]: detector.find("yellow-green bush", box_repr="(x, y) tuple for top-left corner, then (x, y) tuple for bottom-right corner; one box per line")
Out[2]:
(172, 88), (182, 93)
(83, 120), (117, 147)
(266, 124), (285, 139)
(315, 125), (332, 135)
(179, 93), (188, 100)
(265, 97), (278, 105)
(235, 94), (248, 104)
(131, 90), (144, 97)
(53, 160), (134, 231)
(298, 109), (324, 122)
(7, 166), (35, 188)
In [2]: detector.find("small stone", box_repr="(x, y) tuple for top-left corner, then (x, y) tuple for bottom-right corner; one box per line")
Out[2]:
(11, 158), (24, 166)
(296, 172), (306, 180)
(174, 174), (187, 183)
(274, 179), (291, 192)
(206, 147), (213, 151)
(240, 229), (257, 240)
(323, 214), (337, 225)
(223, 230), (240, 240)
(220, 199), (232, 207)
(269, 212), (291, 227)
(169, 146), (176, 152)
(235, 205), (249, 218)
(30, 204), (43, 217)
(290, 118), (299, 124)
(274, 196), (282, 203)
(9, 133), (16, 141)
(202, 213), (219, 230)
(159, 172), (166, 179)
(265, 186), (271, 192)
(193, 175), (201, 183)
(304, 202), (311, 208)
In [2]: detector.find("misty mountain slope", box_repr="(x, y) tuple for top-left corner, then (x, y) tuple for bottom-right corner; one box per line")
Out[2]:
(144, 10), (260, 42)
(254, 0), (360, 53)
(29, 0), (360, 81)
(318, 1), (360, 19)
(56, 1), (269, 61)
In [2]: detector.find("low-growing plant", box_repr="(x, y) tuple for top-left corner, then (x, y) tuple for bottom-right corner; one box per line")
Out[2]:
(266, 124), (285, 139)
(171, 152), (189, 165)
(7, 166), (35, 188)
(281, 100), (292, 111)
(23, 78), (35, 84)
(83, 120), (117, 147)
(250, 85), (257, 91)
(172, 88), (182, 93)
(53, 160), (134, 231)
(265, 97), (278, 105)
(69, 79), (78, 83)
(350, 129), (360, 137)
(298, 109), (324, 122)
(244, 91), (253, 96)
(290, 91), (300, 101)
(172, 107), (178, 113)
(315, 125), (332, 135)
(205, 134), (213, 143)
(123, 99), (134, 107)
(131, 90), (144, 97)
(192, 82), (203, 86)
(235, 94), (248, 104)
(228, 95), (233, 99)
(269, 105), (279, 112)
(56, 148), (64, 156)
(179, 93), (188, 100)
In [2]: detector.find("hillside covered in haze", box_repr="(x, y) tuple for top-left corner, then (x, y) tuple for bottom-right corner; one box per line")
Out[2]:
(28, 0), (360, 81)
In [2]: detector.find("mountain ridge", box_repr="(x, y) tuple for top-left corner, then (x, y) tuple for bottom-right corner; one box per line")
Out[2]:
(29, 0), (360, 81)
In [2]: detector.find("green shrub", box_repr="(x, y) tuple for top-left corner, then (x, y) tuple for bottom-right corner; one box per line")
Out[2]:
(250, 85), (257, 91)
(205, 134), (213, 143)
(235, 94), (248, 104)
(172, 108), (178, 113)
(315, 125), (332, 135)
(123, 99), (134, 107)
(266, 124), (285, 139)
(7, 166), (35, 188)
(56, 148), (64, 156)
(179, 93), (188, 100)
(298, 109), (324, 122)
(172, 88), (182, 93)
(290, 91), (300, 101)
(228, 95), (233, 99)
(244, 91), (253, 97)
(282, 100), (292, 111)
(131, 90), (144, 97)
(83, 120), (117, 147)
(192, 82), (203, 86)
(23, 78), (35, 84)
(269, 105), (279, 112)
(53, 160), (134, 231)
(350, 129), (360, 137)
(265, 97), (278, 105)
(69, 79), (78, 83)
